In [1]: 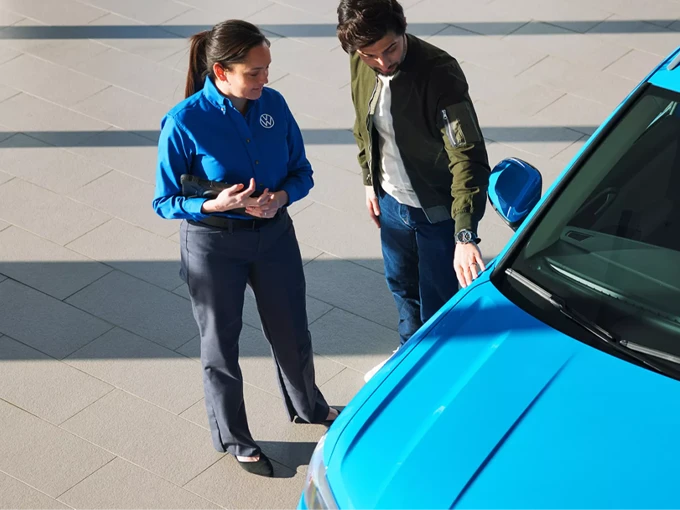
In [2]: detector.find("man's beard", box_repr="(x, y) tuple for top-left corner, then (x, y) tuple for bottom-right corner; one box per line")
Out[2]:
(373, 63), (399, 76)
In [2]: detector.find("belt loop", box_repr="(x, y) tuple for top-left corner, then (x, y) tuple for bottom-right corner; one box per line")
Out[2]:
(227, 221), (234, 234)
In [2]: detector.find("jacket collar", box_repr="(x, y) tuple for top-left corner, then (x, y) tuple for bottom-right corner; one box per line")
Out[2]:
(396, 34), (418, 73)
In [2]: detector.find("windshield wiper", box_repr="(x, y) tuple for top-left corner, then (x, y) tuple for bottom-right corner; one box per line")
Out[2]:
(620, 340), (680, 366)
(505, 268), (674, 376)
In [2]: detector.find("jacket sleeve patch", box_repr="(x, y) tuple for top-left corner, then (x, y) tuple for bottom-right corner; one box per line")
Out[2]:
(440, 102), (482, 149)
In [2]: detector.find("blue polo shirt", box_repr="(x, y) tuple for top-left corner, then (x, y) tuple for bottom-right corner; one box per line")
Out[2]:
(153, 76), (313, 221)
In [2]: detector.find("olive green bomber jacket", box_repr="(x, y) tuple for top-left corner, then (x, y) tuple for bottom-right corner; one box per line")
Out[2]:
(350, 34), (490, 233)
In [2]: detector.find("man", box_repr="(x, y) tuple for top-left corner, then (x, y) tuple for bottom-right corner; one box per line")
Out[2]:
(337, 0), (491, 380)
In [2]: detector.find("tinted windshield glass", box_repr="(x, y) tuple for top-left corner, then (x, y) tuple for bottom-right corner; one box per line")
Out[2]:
(500, 85), (680, 362)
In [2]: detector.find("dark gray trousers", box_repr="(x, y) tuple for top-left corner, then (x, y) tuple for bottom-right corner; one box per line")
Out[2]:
(180, 211), (329, 457)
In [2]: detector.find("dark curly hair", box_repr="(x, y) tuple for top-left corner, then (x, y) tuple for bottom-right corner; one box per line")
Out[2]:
(336, 0), (407, 53)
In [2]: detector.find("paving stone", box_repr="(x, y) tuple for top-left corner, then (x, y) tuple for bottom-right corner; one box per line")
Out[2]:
(0, 133), (111, 194)
(296, 114), (360, 175)
(428, 25), (546, 75)
(59, 457), (219, 509)
(0, 335), (113, 424)
(604, 49), (664, 81)
(0, 226), (112, 299)
(407, 0), (527, 37)
(490, 0), (613, 33)
(532, 93), (613, 136)
(270, 72), (355, 127)
(292, 202), (384, 273)
(66, 219), (183, 291)
(319, 368), (366, 413)
(459, 63), (565, 118)
(0, 0), (106, 25)
(0, 92), (109, 147)
(0, 472), (69, 509)
(72, 85), (171, 134)
(263, 37), (350, 88)
(69, 127), (158, 184)
(508, 23), (629, 70)
(309, 308), (399, 373)
(0, 54), (109, 106)
(65, 270), (197, 350)
(0, 399), (114, 498)
(517, 55), (637, 108)
(66, 327), (204, 414)
(21, 39), (110, 69)
(61, 390), (222, 486)
(74, 47), (185, 106)
(588, 15), (680, 57)
(0, 178), (111, 245)
(161, 0), (274, 30)
(67, 170), (179, 238)
(184, 454), (305, 509)
(0, 279), (113, 359)
(247, 2), (339, 50)
(79, 0), (192, 25)
(86, 13), (188, 63)
(304, 253), (398, 331)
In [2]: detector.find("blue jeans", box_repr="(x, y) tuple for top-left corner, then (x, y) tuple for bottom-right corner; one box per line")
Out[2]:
(378, 190), (459, 345)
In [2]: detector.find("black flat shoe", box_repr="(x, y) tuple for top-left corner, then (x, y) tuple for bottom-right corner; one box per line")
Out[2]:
(321, 406), (341, 427)
(293, 407), (341, 426)
(236, 453), (274, 477)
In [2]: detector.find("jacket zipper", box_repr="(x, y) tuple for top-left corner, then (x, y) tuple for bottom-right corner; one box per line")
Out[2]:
(441, 109), (458, 148)
(365, 76), (381, 174)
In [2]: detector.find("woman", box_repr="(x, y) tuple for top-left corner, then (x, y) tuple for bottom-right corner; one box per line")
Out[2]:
(153, 20), (338, 478)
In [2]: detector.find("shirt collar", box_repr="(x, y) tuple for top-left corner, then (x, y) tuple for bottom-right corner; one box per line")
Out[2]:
(202, 75), (234, 109)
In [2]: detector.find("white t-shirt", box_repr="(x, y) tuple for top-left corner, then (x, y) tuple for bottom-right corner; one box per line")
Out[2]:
(373, 74), (421, 208)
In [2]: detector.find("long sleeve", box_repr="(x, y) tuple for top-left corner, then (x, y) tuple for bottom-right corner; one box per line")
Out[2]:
(432, 62), (490, 233)
(152, 115), (208, 221)
(279, 101), (314, 204)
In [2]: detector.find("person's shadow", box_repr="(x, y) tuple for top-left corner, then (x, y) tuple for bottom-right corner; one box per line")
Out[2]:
(260, 406), (347, 478)
(259, 441), (317, 478)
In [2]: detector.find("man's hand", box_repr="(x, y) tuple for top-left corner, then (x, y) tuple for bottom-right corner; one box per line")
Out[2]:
(454, 242), (486, 288)
(201, 178), (271, 214)
(366, 185), (380, 228)
(245, 190), (288, 219)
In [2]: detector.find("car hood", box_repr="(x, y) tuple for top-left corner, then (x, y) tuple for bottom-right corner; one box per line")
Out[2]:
(325, 282), (680, 509)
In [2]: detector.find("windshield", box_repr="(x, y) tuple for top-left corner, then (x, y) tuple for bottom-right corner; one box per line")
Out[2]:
(496, 84), (680, 369)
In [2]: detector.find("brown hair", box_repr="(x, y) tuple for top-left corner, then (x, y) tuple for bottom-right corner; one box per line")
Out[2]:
(336, 0), (406, 53)
(185, 20), (270, 98)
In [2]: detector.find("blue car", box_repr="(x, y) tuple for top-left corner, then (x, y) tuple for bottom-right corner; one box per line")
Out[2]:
(299, 46), (680, 509)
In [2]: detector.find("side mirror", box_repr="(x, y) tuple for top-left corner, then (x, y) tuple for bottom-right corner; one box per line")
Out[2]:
(488, 158), (542, 230)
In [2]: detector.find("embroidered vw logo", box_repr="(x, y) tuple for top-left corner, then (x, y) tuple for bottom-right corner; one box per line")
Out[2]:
(260, 114), (275, 129)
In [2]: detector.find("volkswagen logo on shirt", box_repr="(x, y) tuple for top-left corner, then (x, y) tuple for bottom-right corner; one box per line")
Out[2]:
(260, 114), (275, 129)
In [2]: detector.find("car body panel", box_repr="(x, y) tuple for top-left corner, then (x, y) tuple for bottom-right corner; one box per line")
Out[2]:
(325, 282), (680, 509)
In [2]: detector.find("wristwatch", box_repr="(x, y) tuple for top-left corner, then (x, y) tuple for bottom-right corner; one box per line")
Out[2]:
(455, 229), (480, 244)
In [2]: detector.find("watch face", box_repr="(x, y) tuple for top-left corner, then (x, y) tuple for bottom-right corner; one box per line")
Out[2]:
(457, 230), (474, 243)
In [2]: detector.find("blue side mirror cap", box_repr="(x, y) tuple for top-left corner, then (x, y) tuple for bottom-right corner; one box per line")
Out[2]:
(488, 158), (542, 230)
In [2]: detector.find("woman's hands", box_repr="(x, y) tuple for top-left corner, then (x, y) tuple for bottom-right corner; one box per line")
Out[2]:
(201, 178), (271, 214)
(200, 178), (288, 219)
(245, 190), (288, 218)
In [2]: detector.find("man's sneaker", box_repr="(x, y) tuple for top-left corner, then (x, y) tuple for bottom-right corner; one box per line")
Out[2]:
(364, 349), (398, 382)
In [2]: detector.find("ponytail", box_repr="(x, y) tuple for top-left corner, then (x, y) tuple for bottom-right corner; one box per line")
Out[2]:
(185, 30), (210, 98)
(184, 21), (270, 99)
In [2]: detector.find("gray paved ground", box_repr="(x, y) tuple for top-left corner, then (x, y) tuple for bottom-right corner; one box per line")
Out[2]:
(0, 0), (678, 508)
